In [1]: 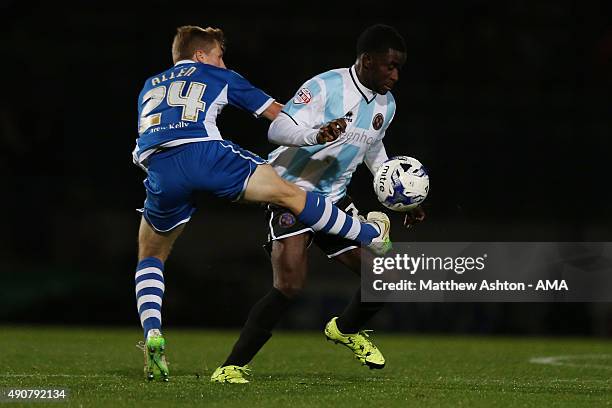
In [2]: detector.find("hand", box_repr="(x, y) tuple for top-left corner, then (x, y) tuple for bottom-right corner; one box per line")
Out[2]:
(403, 205), (425, 228)
(316, 118), (347, 144)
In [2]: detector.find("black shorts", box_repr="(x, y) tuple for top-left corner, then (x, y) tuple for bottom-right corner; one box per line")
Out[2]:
(264, 195), (361, 258)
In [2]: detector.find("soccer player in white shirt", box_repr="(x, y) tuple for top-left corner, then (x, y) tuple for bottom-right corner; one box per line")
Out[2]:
(212, 24), (425, 383)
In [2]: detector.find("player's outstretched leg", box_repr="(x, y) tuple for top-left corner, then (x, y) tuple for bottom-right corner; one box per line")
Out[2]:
(243, 164), (391, 254)
(135, 219), (185, 381)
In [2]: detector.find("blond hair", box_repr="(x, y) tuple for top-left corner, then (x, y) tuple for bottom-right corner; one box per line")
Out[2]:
(171, 25), (225, 63)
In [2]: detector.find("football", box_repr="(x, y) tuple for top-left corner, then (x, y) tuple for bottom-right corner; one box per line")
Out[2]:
(373, 156), (429, 211)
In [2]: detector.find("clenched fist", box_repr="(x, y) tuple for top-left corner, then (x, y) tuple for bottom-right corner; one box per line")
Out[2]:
(316, 118), (347, 144)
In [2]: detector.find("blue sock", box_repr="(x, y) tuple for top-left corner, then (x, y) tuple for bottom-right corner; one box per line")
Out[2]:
(135, 257), (165, 339)
(296, 192), (379, 244)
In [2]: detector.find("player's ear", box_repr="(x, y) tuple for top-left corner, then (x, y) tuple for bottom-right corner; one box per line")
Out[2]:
(194, 49), (210, 63)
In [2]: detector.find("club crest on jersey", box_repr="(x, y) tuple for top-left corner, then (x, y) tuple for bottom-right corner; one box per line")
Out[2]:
(372, 113), (384, 130)
(293, 88), (312, 105)
(279, 212), (296, 228)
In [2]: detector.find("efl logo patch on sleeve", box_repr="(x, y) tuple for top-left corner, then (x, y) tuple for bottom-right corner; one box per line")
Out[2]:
(293, 88), (312, 105)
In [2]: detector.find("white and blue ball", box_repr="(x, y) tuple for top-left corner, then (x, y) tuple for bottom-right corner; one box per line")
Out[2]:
(373, 156), (429, 211)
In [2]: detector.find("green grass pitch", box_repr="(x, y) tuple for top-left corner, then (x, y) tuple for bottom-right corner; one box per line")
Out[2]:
(1, 327), (611, 407)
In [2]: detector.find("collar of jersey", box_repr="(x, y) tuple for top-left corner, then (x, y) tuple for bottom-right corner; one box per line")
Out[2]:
(175, 59), (196, 66)
(349, 65), (377, 104)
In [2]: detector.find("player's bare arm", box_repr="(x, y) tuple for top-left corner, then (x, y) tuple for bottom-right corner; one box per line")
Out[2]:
(261, 101), (283, 121)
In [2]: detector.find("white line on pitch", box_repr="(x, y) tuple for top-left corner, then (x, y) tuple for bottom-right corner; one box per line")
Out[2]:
(0, 374), (198, 378)
(529, 354), (612, 370)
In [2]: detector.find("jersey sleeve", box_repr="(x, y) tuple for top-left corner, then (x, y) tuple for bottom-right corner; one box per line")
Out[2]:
(365, 136), (389, 176)
(267, 112), (319, 146)
(280, 77), (326, 128)
(226, 70), (274, 117)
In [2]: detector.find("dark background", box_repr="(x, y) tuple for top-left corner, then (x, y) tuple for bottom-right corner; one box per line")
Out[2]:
(1, 0), (611, 335)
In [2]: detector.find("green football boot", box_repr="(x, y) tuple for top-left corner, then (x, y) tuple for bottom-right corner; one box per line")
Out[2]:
(324, 317), (386, 369)
(210, 365), (251, 384)
(141, 329), (169, 381)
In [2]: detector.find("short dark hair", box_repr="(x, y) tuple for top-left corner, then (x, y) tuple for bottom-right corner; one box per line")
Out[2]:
(356, 24), (406, 56)
(172, 25), (225, 63)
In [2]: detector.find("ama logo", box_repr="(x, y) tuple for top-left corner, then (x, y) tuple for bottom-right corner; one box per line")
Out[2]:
(535, 280), (568, 290)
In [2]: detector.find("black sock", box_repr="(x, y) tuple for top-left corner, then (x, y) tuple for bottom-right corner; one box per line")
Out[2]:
(223, 288), (292, 367)
(336, 290), (384, 334)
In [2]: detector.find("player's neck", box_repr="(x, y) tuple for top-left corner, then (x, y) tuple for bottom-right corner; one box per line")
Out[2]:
(352, 64), (376, 94)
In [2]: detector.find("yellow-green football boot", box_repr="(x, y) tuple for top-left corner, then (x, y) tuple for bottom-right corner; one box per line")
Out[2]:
(210, 365), (251, 384)
(324, 317), (385, 369)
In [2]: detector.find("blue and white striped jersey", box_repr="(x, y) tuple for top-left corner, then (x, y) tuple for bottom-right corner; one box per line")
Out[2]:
(133, 60), (273, 165)
(268, 66), (395, 203)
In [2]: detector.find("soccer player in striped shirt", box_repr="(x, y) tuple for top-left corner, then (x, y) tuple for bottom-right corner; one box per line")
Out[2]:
(133, 25), (392, 381)
(212, 24), (425, 383)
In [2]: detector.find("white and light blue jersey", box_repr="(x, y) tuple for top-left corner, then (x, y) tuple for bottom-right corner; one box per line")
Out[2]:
(268, 66), (395, 203)
(133, 60), (273, 165)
